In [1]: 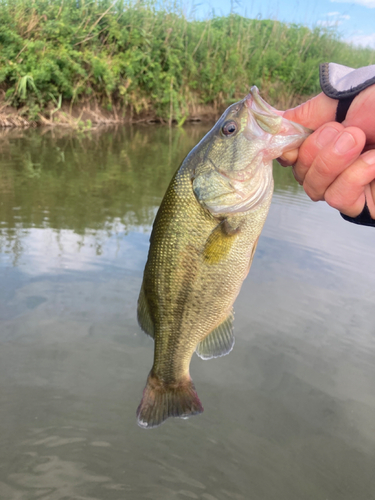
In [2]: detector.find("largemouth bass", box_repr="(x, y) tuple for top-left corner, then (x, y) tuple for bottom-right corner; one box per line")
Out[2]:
(137, 87), (310, 428)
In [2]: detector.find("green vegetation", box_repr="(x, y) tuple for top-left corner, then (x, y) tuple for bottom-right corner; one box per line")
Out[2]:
(0, 0), (374, 123)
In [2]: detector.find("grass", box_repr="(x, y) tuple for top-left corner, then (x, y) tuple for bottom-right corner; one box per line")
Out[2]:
(0, 0), (374, 123)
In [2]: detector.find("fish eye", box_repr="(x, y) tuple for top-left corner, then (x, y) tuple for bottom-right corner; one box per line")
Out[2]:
(222, 121), (238, 137)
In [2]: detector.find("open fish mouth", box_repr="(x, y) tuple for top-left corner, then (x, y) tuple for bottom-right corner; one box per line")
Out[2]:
(244, 86), (284, 136)
(245, 86), (311, 139)
(192, 87), (311, 216)
(246, 86), (284, 116)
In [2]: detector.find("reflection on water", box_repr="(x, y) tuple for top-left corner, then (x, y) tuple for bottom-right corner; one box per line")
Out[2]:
(0, 126), (375, 500)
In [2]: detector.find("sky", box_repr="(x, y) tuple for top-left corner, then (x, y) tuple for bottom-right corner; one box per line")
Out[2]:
(193, 0), (375, 49)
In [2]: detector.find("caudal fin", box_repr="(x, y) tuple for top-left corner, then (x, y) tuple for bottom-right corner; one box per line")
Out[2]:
(136, 374), (203, 429)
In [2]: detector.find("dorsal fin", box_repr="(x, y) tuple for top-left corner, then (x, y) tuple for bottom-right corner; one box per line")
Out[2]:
(196, 310), (235, 360)
(137, 284), (155, 338)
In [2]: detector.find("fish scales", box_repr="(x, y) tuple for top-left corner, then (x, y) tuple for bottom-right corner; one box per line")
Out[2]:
(137, 87), (310, 428)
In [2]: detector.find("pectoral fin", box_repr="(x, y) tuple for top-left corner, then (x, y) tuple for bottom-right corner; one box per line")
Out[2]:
(137, 285), (155, 338)
(196, 310), (235, 360)
(203, 219), (242, 264)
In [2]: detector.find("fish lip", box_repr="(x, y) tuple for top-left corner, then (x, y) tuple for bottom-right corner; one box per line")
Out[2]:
(244, 85), (312, 142)
(245, 86), (261, 108)
(244, 85), (284, 121)
(245, 86), (282, 116)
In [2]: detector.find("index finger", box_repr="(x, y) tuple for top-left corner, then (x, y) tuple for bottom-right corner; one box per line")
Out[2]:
(283, 93), (338, 130)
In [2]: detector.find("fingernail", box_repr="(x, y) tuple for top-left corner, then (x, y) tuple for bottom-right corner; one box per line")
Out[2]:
(317, 126), (339, 148)
(334, 131), (356, 154)
(362, 150), (375, 165)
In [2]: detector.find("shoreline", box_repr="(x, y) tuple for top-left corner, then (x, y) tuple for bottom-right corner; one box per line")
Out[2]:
(0, 101), (222, 129)
(0, 93), (306, 130)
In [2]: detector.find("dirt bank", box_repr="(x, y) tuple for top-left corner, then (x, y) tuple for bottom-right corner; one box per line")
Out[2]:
(0, 100), (221, 129)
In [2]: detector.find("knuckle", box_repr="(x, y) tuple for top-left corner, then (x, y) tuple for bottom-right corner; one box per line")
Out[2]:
(298, 151), (314, 172)
(313, 155), (332, 178)
(297, 126), (336, 169)
(292, 165), (303, 184)
(324, 190), (343, 210)
(303, 182), (323, 202)
(297, 99), (314, 125)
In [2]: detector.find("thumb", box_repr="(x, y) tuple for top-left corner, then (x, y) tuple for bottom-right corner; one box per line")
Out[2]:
(283, 92), (338, 131)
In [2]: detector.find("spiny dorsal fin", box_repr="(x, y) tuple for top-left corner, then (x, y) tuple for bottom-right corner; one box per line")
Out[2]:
(195, 310), (235, 360)
(137, 285), (155, 338)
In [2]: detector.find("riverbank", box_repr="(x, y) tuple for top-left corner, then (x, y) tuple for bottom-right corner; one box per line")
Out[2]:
(0, 98), (225, 128)
(1, 0), (374, 128)
(0, 92), (305, 129)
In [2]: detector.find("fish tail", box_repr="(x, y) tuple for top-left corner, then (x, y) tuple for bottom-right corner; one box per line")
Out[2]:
(136, 373), (203, 429)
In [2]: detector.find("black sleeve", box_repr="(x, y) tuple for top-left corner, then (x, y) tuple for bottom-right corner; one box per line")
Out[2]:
(319, 63), (375, 227)
(341, 202), (375, 227)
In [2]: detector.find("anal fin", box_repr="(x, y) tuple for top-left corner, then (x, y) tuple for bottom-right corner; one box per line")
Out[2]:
(196, 310), (235, 360)
(137, 284), (155, 338)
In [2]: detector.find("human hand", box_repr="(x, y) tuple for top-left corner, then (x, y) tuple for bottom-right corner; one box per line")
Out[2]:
(278, 86), (375, 218)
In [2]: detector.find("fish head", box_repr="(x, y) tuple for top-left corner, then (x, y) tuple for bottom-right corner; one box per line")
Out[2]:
(192, 86), (311, 216)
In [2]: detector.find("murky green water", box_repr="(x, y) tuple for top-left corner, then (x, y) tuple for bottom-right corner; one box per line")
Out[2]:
(1, 125), (375, 500)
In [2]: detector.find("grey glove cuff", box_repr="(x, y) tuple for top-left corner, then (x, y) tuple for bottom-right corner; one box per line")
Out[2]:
(320, 62), (375, 100)
(320, 63), (375, 123)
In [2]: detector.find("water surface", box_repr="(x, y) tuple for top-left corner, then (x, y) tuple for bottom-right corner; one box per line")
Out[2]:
(0, 126), (375, 500)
